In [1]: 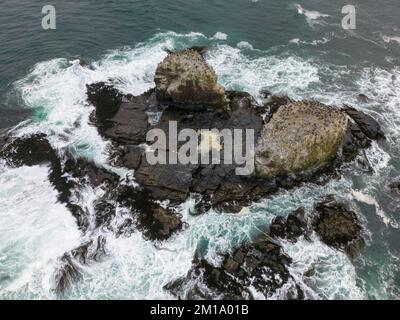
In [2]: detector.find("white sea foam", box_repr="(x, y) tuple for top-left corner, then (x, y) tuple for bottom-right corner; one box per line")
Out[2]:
(294, 4), (330, 28)
(211, 32), (228, 41)
(0, 164), (81, 299)
(357, 67), (400, 150)
(206, 44), (319, 100)
(289, 37), (330, 46)
(237, 41), (254, 50)
(281, 235), (365, 300)
(382, 35), (400, 45)
(350, 189), (399, 229)
(365, 142), (391, 173)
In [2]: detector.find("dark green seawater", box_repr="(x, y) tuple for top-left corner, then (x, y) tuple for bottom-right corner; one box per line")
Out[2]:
(0, 0), (399, 299)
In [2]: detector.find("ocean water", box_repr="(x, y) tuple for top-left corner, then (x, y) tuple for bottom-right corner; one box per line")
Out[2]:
(0, 0), (399, 299)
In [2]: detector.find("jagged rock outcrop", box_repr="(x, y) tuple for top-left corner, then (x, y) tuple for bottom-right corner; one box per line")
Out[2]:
(313, 196), (364, 259)
(155, 49), (229, 110)
(165, 233), (303, 300)
(255, 101), (348, 178)
(113, 186), (183, 241)
(87, 83), (153, 145)
(343, 105), (385, 140)
(269, 207), (309, 242)
(87, 82), (123, 124)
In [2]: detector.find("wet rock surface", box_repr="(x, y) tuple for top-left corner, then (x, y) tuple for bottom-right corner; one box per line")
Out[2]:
(0, 134), (74, 204)
(313, 196), (364, 258)
(165, 198), (366, 299)
(343, 106), (385, 140)
(269, 207), (309, 242)
(0, 134), (57, 167)
(87, 82), (123, 125)
(389, 179), (400, 194)
(113, 186), (183, 241)
(0, 133), (183, 243)
(131, 90), (264, 205)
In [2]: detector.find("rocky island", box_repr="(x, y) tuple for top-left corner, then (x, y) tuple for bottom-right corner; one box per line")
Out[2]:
(0, 47), (386, 299)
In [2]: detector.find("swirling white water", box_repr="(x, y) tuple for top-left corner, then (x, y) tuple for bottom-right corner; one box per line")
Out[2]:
(0, 31), (399, 300)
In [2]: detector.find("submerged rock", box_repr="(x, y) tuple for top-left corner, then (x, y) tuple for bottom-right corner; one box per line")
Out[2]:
(54, 236), (108, 294)
(357, 94), (370, 103)
(388, 179), (400, 194)
(155, 48), (229, 110)
(63, 156), (120, 188)
(255, 101), (348, 178)
(313, 196), (364, 258)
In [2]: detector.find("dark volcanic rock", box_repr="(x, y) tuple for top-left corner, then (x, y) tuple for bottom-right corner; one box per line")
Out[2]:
(0, 134), (58, 167)
(152, 207), (183, 239)
(115, 186), (183, 241)
(136, 161), (196, 202)
(63, 156), (120, 188)
(102, 90), (153, 144)
(269, 208), (308, 242)
(87, 82), (123, 124)
(313, 196), (364, 258)
(87, 82), (153, 145)
(84, 54), (385, 220)
(94, 200), (116, 228)
(342, 121), (371, 162)
(343, 105), (385, 140)
(135, 90), (265, 207)
(111, 145), (143, 170)
(389, 179), (400, 194)
(165, 233), (303, 300)
(357, 94), (370, 103)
